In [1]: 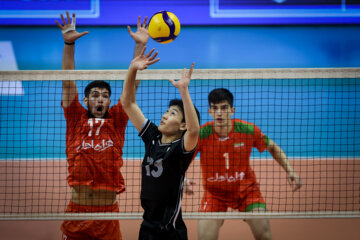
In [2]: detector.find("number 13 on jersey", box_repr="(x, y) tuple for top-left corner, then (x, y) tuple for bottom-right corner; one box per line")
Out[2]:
(145, 156), (164, 178)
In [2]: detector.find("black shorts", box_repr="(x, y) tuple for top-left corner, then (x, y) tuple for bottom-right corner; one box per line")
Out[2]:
(138, 219), (188, 240)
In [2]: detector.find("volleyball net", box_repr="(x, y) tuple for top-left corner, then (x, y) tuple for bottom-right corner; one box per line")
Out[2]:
(0, 68), (359, 220)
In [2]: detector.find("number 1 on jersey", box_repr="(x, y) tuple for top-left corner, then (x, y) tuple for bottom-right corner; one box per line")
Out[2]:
(223, 152), (229, 170)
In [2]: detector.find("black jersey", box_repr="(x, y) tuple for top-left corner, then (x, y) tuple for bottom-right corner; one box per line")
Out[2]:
(138, 119), (196, 239)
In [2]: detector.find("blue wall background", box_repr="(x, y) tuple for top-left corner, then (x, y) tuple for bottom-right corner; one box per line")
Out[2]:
(0, 25), (360, 159)
(1, 25), (360, 70)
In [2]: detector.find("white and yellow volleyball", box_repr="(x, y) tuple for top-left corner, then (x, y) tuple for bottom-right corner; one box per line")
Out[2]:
(148, 11), (181, 44)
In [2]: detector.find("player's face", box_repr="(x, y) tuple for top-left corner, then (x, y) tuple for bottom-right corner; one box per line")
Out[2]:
(158, 105), (186, 136)
(84, 88), (111, 118)
(208, 101), (234, 127)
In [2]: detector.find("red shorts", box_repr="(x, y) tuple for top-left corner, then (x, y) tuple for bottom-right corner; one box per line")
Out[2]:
(61, 201), (121, 240)
(201, 183), (266, 212)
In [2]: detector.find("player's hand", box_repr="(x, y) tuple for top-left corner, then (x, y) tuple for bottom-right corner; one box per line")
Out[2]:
(127, 16), (149, 45)
(169, 63), (194, 90)
(130, 46), (159, 70)
(55, 11), (88, 43)
(184, 178), (196, 195)
(287, 171), (302, 192)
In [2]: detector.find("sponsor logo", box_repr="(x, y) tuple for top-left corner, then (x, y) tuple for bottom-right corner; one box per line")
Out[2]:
(207, 172), (245, 183)
(76, 139), (114, 152)
(234, 142), (244, 148)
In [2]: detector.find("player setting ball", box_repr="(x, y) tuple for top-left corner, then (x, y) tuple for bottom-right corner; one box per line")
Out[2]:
(148, 11), (180, 44)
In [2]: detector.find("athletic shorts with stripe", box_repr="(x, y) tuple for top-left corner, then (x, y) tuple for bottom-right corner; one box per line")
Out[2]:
(61, 201), (121, 240)
(201, 183), (267, 212)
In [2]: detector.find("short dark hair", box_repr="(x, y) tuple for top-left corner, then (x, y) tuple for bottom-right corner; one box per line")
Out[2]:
(208, 88), (234, 107)
(169, 99), (200, 124)
(84, 80), (111, 98)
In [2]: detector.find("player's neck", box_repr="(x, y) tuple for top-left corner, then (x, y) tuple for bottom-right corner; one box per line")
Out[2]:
(161, 133), (182, 144)
(214, 121), (232, 138)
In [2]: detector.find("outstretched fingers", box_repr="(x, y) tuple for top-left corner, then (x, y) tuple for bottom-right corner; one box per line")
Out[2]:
(147, 50), (158, 62)
(55, 20), (63, 29)
(66, 11), (71, 24)
(148, 57), (160, 66)
(56, 11), (74, 28)
(72, 13), (76, 25)
(142, 16), (148, 28)
(133, 46), (159, 68)
(78, 31), (89, 38)
(182, 62), (195, 80)
(187, 62), (195, 77)
(139, 46), (147, 56)
(137, 16), (148, 28)
(146, 48), (159, 65)
(60, 13), (66, 26)
(137, 16), (141, 29)
(127, 25), (134, 36)
(145, 48), (155, 58)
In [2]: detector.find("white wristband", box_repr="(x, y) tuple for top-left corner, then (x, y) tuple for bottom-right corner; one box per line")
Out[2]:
(61, 16), (76, 34)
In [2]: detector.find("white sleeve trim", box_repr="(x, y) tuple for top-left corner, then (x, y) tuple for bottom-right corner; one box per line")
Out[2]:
(139, 119), (150, 137)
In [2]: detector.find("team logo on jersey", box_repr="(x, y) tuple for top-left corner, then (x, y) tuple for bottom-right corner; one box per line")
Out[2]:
(207, 172), (245, 183)
(76, 139), (114, 152)
(234, 142), (244, 148)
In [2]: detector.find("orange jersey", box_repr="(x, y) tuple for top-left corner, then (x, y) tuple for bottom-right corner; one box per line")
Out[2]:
(62, 94), (128, 194)
(198, 119), (269, 198)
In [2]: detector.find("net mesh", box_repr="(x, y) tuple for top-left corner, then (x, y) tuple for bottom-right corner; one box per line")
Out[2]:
(0, 68), (359, 220)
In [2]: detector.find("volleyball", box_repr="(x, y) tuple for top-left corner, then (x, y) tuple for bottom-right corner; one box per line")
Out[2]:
(148, 11), (181, 44)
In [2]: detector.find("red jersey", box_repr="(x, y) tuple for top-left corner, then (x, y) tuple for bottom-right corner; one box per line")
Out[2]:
(198, 119), (269, 198)
(62, 94), (128, 194)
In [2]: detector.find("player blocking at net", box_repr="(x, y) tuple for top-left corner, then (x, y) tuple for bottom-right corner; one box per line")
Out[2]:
(185, 88), (303, 240)
(56, 11), (150, 240)
(120, 49), (200, 239)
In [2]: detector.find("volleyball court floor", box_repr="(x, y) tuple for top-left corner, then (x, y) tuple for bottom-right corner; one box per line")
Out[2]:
(0, 158), (359, 239)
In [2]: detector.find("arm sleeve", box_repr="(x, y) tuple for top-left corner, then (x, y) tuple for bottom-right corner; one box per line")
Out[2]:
(179, 136), (198, 172)
(138, 119), (159, 145)
(110, 99), (129, 134)
(61, 94), (84, 127)
(253, 125), (269, 153)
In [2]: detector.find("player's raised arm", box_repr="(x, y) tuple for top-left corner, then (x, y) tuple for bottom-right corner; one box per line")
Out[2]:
(56, 11), (88, 107)
(128, 16), (149, 58)
(121, 47), (159, 132)
(169, 63), (200, 152)
(127, 16), (150, 101)
(266, 139), (302, 191)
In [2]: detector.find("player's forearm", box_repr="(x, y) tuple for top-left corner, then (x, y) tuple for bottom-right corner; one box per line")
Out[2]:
(121, 66), (146, 132)
(62, 44), (75, 70)
(134, 43), (146, 59)
(62, 44), (77, 104)
(121, 66), (138, 107)
(268, 142), (294, 174)
(62, 80), (76, 89)
(180, 88), (200, 135)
